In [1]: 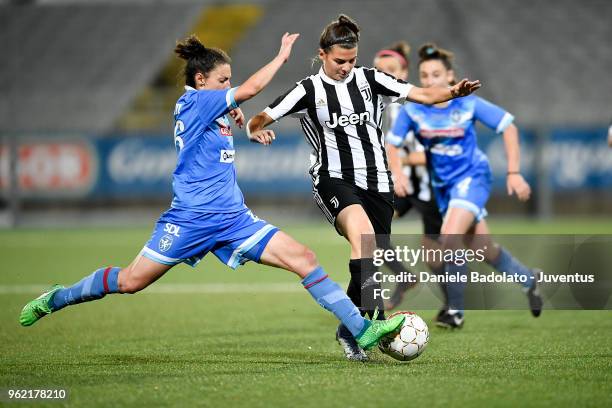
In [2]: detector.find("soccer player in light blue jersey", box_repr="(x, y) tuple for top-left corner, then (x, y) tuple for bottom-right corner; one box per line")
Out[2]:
(374, 41), (447, 311)
(19, 33), (407, 354)
(387, 43), (543, 328)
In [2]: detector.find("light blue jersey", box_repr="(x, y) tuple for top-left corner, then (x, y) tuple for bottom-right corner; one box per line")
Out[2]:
(141, 86), (279, 268)
(387, 95), (514, 220)
(171, 86), (246, 213)
(388, 94), (513, 188)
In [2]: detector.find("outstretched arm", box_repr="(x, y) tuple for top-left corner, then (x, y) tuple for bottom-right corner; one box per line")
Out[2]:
(503, 123), (531, 201)
(407, 78), (481, 105)
(233, 33), (299, 104)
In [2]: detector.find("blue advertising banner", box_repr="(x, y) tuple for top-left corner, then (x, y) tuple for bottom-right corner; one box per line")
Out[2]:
(1, 127), (610, 200)
(93, 136), (176, 198)
(91, 134), (312, 198)
(477, 127), (612, 191)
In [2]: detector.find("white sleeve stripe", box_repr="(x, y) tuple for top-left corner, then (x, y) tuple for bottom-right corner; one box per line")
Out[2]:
(226, 87), (238, 109)
(496, 112), (515, 133)
(401, 83), (414, 100)
(263, 107), (277, 121)
(265, 84), (307, 121)
(373, 70), (413, 97)
(385, 132), (405, 147)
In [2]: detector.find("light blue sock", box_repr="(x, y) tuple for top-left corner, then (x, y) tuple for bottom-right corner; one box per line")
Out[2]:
(489, 247), (534, 289)
(50, 267), (121, 311)
(446, 262), (467, 315)
(302, 267), (368, 338)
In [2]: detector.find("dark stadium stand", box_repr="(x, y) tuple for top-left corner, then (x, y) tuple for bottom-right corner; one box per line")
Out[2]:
(0, 3), (202, 132)
(230, 0), (612, 129)
(1, 0), (609, 132)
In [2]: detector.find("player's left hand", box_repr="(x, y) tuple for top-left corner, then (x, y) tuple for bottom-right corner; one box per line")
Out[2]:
(229, 108), (245, 128)
(507, 173), (531, 201)
(450, 78), (482, 98)
(249, 129), (275, 145)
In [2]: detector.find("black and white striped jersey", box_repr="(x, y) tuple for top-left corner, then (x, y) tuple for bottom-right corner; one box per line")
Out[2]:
(263, 66), (413, 193)
(383, 103), (433, 202)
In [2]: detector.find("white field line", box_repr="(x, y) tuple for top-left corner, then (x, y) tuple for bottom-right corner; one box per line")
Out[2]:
(0, 282), (354, 295)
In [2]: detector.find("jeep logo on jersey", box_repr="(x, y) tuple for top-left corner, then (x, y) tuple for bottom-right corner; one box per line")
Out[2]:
(220, 149), (235, 163)
(325, 112), (371, 129)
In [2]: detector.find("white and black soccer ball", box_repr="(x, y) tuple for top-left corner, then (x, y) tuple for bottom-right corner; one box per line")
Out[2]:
(379, 311), (429, 361)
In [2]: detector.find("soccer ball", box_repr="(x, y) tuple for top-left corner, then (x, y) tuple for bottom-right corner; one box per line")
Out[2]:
(379, 311), (429, 361)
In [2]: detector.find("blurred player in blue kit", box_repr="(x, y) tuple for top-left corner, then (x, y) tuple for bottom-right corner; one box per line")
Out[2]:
(19, 33), (407, 352)
(386, 44), (543, 328)
(373, 42), (447, 311)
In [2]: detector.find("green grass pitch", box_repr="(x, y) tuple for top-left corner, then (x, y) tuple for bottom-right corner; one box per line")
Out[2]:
(1, 218), (611, 407)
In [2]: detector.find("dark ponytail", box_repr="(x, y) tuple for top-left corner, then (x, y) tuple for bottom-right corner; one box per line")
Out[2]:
(418, 43), (454, 71)
(174, 35), (231, 87)
(319, 14), (360, 51)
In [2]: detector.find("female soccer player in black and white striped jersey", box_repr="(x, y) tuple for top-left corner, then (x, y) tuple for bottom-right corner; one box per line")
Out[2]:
(247, 15), (481, 360)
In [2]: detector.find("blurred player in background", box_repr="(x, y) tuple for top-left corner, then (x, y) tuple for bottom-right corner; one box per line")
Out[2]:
(19, 33), (407, 353)
(373, 42), (447, 311)
(387, 43), (543, 328)
(247, 15), (481, 359)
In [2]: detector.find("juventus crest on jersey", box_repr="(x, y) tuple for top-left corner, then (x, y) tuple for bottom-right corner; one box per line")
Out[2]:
(264, 66), (413, 193)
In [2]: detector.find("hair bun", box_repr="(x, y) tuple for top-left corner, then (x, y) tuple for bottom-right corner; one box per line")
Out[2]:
(319, 14), (360, 50)
(418, 42), (454, 63)
(418, 43), (439, 59)
(392, 41), (411, 57)
(175, 35), (208, 61)
(336, 14), (360, 36)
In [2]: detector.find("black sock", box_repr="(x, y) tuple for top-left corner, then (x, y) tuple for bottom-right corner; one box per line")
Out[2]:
(348, 258), (386, 320)
(431, 263), (448, 310)
(379, 238), (408, 276)
(384, 258), (409, 276)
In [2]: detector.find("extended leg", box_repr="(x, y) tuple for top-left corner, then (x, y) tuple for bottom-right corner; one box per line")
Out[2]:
(20, 255), (171, 326)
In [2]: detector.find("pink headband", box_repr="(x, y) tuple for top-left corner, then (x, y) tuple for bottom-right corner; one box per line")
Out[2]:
(375, 49), (408, 68)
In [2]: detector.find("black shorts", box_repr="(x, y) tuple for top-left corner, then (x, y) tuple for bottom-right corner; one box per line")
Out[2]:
(312, 176), (394, 236)
(394, 194), (443, 236)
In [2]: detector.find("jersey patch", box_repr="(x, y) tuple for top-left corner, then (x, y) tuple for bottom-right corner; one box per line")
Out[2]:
(220, 149), (235, 163)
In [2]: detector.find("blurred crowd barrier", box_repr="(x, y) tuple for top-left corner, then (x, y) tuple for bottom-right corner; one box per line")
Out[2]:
(0, 127), (610, 211)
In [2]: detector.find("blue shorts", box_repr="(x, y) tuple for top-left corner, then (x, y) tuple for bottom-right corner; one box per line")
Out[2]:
(141, 207), (278, 269)
(434, 171), (492, 222)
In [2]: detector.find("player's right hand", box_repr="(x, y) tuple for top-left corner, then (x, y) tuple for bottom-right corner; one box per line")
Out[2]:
(278, 33), (300, 63)
(507, 173), (531, 201)
(249, 129), (276, 145)
(450, 78), (481, 97)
